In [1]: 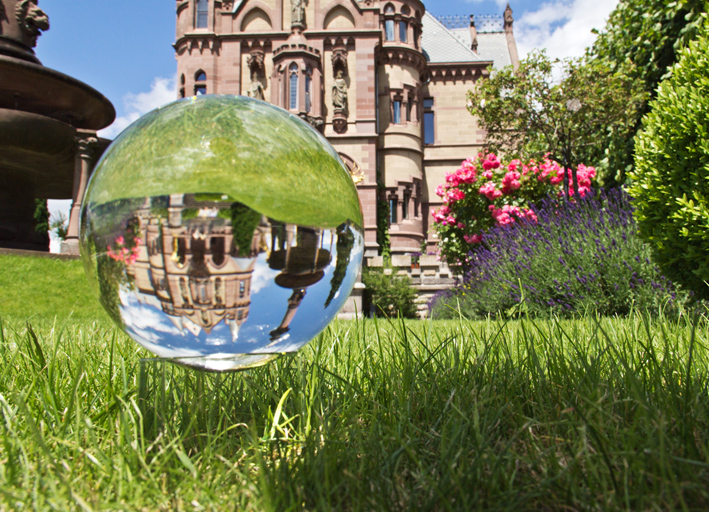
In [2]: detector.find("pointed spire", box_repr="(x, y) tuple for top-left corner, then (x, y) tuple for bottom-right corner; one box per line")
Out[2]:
(504, 3), (514, 32)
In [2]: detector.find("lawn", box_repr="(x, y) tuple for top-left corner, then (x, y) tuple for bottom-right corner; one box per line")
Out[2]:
(1, 253), (708, 510)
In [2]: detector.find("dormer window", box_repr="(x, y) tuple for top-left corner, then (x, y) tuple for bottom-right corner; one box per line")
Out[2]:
(196, 0), (208, 28)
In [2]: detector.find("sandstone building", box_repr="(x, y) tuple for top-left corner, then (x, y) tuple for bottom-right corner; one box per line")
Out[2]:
(174, 0), (518, 257)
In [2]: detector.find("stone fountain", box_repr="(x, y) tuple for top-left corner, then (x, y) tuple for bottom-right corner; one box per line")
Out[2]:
(0, 0), (115, 253)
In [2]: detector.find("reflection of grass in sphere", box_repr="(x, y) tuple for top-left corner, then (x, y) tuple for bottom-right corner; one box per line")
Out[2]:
(86, 95), (362, 230)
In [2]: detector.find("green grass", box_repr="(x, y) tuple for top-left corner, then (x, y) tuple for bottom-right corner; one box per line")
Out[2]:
(0, 254), (108, 322)
(1, 253), (709, 510)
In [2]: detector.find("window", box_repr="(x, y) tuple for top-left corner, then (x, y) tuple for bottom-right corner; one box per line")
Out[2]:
(423, 98), (434, 144)
(399, 21), (407, 42)
(389, 198), (398, 224)
(305, 66), (312, 112)
(385, 20), (395, 41)
(195, 71), (207, 95)
(289, 63), (298, 110)
(196, 0), (208, 28)
(402, 191), (410, 219)
(393, 99), (401, 124)
(406, 100), (412, 122)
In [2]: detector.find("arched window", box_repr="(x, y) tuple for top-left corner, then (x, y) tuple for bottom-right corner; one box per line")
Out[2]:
(195, 71), (207, 95)
(196, 0), (209, 28)
(393, 99), (402, 124)
(384, 3), (395, 41)
(305, 66), (312, 112)
(289, 63), (298, 110)
(401, 5), (410, 15)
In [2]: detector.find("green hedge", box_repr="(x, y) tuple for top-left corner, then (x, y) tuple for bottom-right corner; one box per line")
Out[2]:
(631, 22), (709, 300)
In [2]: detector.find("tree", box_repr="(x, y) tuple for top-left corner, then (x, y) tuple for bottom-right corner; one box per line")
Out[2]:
(588, 0), (705, 186)
(630, 22), (709, 301)
(467, 51), (644, 196)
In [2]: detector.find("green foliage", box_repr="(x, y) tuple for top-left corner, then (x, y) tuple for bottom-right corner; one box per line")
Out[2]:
(362, 267), (417, 318)
(324, 223), (355, 308)
(467, 51), (644, 192)
(376, 196), (391, 260)
(33, 198), (49, 234)
(588, 0), (705, 186)
(49, 211), (68, 241)
(230, 202), (261, 257)
(630, 23), (709, 301)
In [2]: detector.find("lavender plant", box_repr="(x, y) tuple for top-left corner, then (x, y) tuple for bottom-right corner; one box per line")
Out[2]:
(430, 189), (685, 319)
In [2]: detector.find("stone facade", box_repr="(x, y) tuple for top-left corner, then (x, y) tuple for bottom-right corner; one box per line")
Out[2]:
(174, 0), (518, 258)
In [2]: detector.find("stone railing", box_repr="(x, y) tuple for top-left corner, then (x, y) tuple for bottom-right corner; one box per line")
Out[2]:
(337, 254), (458, 319)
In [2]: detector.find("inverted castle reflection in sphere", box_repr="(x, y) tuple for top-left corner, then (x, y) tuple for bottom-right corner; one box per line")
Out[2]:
(84, 193), (362, 371)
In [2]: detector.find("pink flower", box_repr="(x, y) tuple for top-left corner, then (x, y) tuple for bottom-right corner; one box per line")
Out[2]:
(446, 215), (456, 225)
(478, 182), (502, 200)
(447, 189), (465, 202)
(435, 185), (447, 197)
(501, 171), (522, 194)
(457, 222), (465, 229)
(464, 234), (483, 244)
(115, 236), (125, 246)
(481, 170), (493, 179)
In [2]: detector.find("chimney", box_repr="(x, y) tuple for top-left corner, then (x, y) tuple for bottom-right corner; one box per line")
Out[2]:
(469, 14), (478, 53)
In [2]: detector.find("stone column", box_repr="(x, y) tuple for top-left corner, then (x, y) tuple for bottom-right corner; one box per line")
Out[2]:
(61, 132), (99, 255)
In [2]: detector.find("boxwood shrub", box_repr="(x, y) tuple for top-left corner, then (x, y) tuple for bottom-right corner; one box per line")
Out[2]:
(630, 23), (709, 300)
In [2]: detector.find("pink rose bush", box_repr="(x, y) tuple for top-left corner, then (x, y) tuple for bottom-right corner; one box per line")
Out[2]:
(107, 234), (142, 265)
(432, 152), (596, 268)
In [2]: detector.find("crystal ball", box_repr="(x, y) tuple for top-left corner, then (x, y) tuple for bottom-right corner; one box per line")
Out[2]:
(80, 95), (364, 371)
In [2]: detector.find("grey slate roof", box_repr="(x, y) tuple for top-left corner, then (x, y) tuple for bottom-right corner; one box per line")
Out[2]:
(449, 28), (513, 69)
(422, 13), (513, 69)
(420, 13), (483, 64)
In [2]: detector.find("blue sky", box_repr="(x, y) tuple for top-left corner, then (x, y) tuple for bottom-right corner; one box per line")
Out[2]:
(37, 0), (618, 246)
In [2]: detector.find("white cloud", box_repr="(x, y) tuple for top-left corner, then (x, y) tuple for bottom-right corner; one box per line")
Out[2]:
(515, 0), (619, 60)
(99, 76), (177, 139)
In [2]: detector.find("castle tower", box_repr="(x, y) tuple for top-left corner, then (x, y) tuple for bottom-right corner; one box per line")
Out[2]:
(174, 1), (518, 257)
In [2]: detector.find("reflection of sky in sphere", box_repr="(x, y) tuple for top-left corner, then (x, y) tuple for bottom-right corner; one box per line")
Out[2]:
(118, 226), (363, 360)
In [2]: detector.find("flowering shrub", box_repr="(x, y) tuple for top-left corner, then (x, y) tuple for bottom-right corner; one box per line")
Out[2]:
(429, 189), (686, 319)
(432, 152), (596, 268)
(106, 234), (142, 265)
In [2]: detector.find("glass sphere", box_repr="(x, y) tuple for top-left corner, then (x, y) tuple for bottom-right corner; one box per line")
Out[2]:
(80, 95), (364, 371)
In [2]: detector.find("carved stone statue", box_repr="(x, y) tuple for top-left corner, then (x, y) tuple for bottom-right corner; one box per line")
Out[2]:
(291, 0), (305, 28)
(332, 70), (348, 113)
(0, 0), (49, 51)
(247, 71), (264, 101)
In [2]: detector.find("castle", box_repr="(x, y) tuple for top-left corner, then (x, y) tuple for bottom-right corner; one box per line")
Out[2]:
(174, 0), (518, 257)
